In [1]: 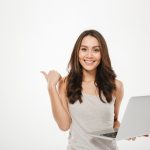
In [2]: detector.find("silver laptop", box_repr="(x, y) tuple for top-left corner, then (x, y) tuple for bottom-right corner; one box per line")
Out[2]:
(89, 95), (150, 141)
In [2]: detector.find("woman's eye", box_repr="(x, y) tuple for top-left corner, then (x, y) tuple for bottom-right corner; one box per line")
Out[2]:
(81, 48), (87, 51)
(94, 49), (100, 52)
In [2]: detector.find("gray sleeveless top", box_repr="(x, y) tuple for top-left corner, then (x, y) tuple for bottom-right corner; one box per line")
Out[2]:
(67, 93), (119, 150)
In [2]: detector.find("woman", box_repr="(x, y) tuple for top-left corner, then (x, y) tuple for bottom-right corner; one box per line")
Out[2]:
(41, 29), (124, 150)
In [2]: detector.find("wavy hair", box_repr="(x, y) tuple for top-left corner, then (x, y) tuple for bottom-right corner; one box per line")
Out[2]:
(66, 29), (116, 104)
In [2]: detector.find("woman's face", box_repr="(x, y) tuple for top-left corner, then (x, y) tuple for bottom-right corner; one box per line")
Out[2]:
(79, 35), (101, 73)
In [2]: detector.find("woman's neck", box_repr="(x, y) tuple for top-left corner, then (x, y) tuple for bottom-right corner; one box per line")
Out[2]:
(82, 69), (96, 82)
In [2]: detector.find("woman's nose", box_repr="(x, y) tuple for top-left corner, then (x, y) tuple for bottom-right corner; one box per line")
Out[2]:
(86, 50), (93, 57)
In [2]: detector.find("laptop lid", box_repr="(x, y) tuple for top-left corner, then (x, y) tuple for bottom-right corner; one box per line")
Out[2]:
(116, 95), (150, 140)
(89, 95), (150, 141)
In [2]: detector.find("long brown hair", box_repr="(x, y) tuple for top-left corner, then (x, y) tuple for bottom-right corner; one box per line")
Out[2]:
(66, 29), (116, 104)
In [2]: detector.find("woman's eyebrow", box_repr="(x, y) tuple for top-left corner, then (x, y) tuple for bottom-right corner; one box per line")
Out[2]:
(93, 46), (101, 48)
(80, 45), (88, 47)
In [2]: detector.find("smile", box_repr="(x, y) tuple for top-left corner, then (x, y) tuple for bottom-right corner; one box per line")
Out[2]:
(84, 60), (95, 65)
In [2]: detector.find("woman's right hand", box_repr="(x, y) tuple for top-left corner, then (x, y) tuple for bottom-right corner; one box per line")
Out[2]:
(40, 70), (61, 88)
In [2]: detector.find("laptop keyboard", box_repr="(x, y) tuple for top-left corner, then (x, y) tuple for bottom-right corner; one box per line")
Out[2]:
(101, 131), (118, 138)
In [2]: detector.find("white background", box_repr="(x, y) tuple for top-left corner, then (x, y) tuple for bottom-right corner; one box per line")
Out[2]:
(0, 0), (150, 149)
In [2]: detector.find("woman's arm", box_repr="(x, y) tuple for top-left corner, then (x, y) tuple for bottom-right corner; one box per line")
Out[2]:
(113, 79), (124, 129)
(41, 70), (71, 131)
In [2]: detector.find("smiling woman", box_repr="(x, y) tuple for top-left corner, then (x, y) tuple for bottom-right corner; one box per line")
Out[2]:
(79, 35), (101, 73)
(41, 29), (124, 150)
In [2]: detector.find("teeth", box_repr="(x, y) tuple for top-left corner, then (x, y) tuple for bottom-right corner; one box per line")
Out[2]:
(84, 60), (95, 65)
(85, 60), (94, 62)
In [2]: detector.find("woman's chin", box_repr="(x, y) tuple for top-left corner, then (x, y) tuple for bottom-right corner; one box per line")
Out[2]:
(83, 67), (97, 72)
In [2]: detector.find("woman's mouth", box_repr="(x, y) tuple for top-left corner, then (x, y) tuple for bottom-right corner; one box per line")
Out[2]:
(84, 60), (95, 65)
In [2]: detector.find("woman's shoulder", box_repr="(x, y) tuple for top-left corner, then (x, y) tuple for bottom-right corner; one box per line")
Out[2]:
(115, 79), (123, 89)
(113, 79), (124, 98)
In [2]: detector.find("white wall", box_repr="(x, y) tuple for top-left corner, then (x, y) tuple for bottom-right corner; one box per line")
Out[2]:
(0, 0), (150, 149)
